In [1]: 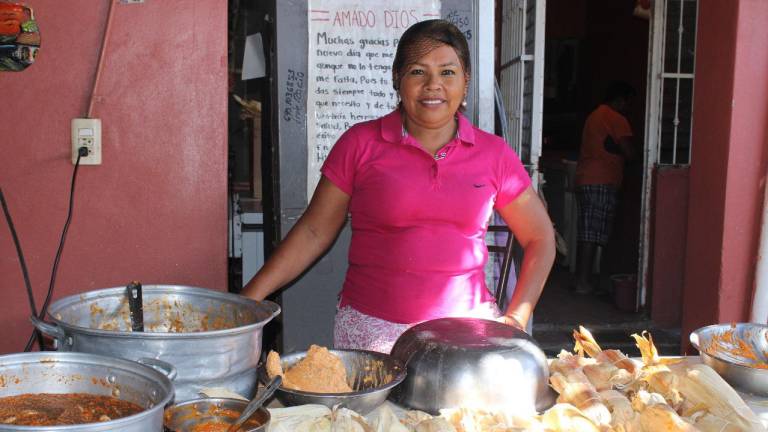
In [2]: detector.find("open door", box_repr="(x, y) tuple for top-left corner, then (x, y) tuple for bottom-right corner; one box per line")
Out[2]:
(638, 0), (698, 309)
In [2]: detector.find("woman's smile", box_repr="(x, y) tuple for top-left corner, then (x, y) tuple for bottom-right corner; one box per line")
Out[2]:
(398, 45), (468, 137)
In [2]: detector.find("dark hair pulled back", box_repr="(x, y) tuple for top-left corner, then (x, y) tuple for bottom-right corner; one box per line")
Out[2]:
(391, 19), (471, 91)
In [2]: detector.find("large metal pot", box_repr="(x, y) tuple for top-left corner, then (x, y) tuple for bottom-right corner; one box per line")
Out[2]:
(32, 285), (280, 402)
(389, 318), (554, 415)
(0, 351), (174, 431)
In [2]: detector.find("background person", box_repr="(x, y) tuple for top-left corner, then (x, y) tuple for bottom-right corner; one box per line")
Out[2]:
(574, 81), (637, 295)
(243, 20), (555, 353)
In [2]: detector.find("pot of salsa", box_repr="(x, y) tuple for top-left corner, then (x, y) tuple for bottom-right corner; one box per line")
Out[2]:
(163, 398), (269, 432)
(0, 351), (174, 431)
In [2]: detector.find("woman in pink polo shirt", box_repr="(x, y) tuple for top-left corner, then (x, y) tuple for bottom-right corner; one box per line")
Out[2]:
(243, 20), (555, 353)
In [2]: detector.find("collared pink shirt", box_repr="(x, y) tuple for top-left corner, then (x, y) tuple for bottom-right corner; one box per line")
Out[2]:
(321, 109), (531, 323)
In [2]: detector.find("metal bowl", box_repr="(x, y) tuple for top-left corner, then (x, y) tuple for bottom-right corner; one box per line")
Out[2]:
(261, 349), (405, 415)
(164, 398), (270, 432)
(389, 318), (554, 415)
(690, 323), (768, 396)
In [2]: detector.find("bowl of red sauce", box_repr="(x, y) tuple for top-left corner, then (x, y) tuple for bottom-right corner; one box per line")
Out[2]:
(163, 398), (269, 432)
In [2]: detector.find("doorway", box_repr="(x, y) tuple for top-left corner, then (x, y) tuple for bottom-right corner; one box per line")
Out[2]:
(531, 0), (682, 355)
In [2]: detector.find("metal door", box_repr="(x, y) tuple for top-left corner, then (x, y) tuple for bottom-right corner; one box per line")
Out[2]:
(638, 0), (698, 308)
(498, 0), (545, 190)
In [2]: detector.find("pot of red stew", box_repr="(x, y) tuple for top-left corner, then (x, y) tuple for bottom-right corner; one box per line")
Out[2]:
(0, 352), (174, 431)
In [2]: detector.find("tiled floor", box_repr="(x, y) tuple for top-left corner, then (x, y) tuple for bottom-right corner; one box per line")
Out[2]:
(531, 265), (681, 357)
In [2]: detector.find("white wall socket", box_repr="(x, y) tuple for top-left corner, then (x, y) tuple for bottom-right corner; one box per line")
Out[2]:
(71, 118), (102, 165)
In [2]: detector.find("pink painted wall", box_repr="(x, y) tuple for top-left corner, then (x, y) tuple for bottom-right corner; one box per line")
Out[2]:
(681, 0), (768, 350)
(0, 0), (228, 353)
(650, 167), (689, 327)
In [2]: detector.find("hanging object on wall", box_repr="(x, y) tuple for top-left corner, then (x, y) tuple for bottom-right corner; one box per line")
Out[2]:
(0, 1), (39, 71)
(633, 0), (651, 20)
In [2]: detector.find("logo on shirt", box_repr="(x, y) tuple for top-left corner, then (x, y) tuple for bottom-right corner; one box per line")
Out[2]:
(473, 183), (486, 188)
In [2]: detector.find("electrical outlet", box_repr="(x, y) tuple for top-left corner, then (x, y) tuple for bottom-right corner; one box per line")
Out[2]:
(71, 118), (102, 165)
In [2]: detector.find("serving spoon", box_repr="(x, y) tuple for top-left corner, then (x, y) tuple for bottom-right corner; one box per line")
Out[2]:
(227, 375), (281, 432)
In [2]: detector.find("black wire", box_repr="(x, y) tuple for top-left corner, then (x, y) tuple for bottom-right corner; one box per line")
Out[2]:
(0, 188), (44, 349)
(24, 151), (84, 352)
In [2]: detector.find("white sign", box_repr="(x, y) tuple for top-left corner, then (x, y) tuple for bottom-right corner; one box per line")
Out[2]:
(307, 0), (441, 199)
(242, 33), (266, 80)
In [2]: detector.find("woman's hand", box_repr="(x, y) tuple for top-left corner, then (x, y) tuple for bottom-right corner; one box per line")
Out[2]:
(496, 313), (525, 330)
(496, 186), (556, 331)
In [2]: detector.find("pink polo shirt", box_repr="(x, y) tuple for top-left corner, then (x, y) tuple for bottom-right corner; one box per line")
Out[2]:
(321, 109), (531, 324)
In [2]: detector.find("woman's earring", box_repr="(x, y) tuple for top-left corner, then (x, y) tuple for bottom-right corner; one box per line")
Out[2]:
(461, 98), (467, 108)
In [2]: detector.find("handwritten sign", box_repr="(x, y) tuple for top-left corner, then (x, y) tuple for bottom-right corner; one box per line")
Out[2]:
(307, 0), (441, 198)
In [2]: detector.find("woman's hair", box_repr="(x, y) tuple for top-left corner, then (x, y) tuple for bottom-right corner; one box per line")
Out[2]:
(391, 19), (471, 91)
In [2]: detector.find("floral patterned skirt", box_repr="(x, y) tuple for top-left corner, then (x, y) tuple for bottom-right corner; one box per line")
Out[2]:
(333, 303), (502, 354)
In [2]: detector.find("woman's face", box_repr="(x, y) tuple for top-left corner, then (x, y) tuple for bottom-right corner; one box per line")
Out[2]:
(398, 44), (468, 133)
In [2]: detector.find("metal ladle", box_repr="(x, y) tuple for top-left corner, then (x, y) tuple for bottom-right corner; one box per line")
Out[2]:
(227, 375), (282, 432)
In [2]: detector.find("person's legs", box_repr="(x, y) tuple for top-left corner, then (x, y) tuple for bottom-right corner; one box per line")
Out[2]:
(575, 240), (597, 294)
(575, 185), (617, 294)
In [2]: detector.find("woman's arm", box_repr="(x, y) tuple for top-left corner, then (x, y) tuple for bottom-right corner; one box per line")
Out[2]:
(496, 186), (556, 329)
(242, 177), (351, 301)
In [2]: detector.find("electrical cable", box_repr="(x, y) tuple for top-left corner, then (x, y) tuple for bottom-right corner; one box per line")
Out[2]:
(23, 147), (88, 352)
(0, 188), (43, 349)
(19, 0), (115, 350)
(86, 0), (117, 119)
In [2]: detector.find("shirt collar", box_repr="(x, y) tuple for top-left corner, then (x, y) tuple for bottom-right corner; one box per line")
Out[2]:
(380, 109), (476, 146)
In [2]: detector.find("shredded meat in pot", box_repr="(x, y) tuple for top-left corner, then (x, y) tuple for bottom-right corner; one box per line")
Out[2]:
(0, 393), (144, 426)
(266, 344), (353, 393)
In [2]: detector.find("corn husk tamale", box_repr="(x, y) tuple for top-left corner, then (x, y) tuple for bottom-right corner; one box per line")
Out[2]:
(631, 390), (670, 412)
(540, 403), (603, 432)
(574, 326), (640, 376)
(688, 411), (744, 432)
(551, 350), (597, 375)
(669, 363), (766, 432)
(599, 389), (641, 431)
(550, 372), (613, 426)
(584, 361), (634, 391)
(414, 417), (457, 432)
(639, 403), (700, 432)
(330, 407), (373, 432)
(368, 403), (409, 432)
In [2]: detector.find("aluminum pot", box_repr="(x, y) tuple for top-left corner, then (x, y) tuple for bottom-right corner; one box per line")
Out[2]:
(32, 285), (280, 402)
(0, 351), (174, 432)
(389, 317), (554, 415)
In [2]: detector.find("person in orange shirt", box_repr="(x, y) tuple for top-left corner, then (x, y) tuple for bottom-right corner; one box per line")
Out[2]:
(574, 81), (636, 295)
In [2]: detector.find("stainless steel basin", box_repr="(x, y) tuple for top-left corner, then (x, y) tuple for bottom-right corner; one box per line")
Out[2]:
(389, 317), (554, 415)
(690, 323), (768, 396)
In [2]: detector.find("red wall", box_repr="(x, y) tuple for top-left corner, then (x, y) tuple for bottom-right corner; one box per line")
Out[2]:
(682, 0), (768, 348)
(0, 0), (228, 353)
(650, 167), (689, 327)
